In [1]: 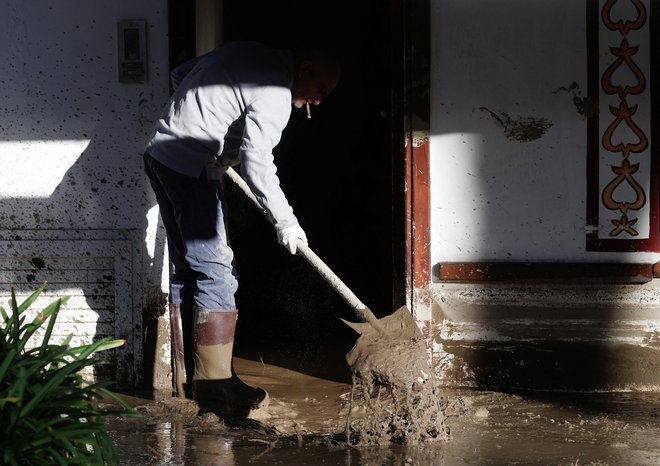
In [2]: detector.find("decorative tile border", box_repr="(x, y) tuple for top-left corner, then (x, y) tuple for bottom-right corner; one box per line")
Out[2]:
(587, 0), (660, 251)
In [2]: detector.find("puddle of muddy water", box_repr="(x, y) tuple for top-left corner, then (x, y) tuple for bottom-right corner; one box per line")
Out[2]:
(107, 358), (660, 465)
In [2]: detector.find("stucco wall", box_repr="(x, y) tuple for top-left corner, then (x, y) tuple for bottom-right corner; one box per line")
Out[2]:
(0, 1), (170, 386)
(429, 0), (660, 264)
(428, 1), (660, 391)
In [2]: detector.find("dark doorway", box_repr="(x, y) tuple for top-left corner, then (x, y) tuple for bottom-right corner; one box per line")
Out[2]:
(168, 0), (399, 383)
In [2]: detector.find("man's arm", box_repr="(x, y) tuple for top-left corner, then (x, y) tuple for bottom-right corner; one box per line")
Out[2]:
(238, 87), (298, 230)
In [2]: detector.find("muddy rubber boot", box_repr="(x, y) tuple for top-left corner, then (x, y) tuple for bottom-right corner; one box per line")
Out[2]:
(169, 303), (187, 398)
(191, 307), (269, 416)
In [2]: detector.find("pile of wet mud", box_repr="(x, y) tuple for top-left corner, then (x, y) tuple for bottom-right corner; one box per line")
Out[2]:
(343, 306), (462, 445)
(133, 398), (225, 429)
(126, 306), (463, 446)
(131, 396), (278, 430)
(108, 389), (660, 465)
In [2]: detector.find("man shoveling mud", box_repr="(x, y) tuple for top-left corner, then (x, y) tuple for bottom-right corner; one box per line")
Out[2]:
(144, 41), (340, 415)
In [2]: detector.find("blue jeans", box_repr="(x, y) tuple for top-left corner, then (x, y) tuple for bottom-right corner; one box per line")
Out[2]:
(144, 153), (238, 310)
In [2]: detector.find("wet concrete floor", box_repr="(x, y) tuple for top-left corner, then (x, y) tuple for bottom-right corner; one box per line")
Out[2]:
(107, 357), (660, 465)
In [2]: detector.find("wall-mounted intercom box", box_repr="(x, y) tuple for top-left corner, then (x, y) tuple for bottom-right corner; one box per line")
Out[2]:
(117, 20), (147, 83)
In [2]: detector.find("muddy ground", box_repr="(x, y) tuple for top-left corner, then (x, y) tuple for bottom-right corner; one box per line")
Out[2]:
(106, 356), (660, 465)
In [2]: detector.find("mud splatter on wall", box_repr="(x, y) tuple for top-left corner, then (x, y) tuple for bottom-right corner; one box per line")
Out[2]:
(429, 0), (660, 264)
(553, 82), (599, 119)
(0, 1), (171, 387)
(479, 107), (553, 142)
(427, 0), (660, 392)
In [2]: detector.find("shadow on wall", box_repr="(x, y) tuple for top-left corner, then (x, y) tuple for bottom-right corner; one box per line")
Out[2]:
(0, 107), (167, 388)
(0, 0), (395, 389)
(431, 1), (660, 393)
(0, 3), (170, 389)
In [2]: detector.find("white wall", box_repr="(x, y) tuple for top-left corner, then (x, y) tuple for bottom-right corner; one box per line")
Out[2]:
(0, 1), (171, 385)
(429, 0), (660, 264)
(1, 1), (168, 228)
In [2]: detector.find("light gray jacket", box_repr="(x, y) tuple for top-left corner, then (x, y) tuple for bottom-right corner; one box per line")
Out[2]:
(146, 41), (298, 229)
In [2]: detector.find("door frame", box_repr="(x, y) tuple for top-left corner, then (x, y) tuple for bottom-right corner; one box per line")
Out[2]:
(393, 0), (433, 347)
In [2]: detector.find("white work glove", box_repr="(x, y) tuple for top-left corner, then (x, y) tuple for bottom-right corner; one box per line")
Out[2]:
(276, 223), (308, 255)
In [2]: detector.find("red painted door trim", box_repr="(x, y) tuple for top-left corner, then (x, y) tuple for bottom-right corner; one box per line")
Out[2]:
(402, 0), (432, 342)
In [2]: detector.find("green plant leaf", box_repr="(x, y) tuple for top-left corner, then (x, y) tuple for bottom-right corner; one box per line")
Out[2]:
(19, 357), (89, 417)
(10, 288), (19, 346)
(45, 446), (68, 466)
(1, 283), (126, 464)
(39, 298), (68, 356)
(95, 386), (138, 415)
(0, 304), (8, 325)
(21, 297), (70, 353)
(0, 348), (17, 383)
(68, 337), (124, 365)
(70, 338), (125, 356)
(16, 281), (47, 314)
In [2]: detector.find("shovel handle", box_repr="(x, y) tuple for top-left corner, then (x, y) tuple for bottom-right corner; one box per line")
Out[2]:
(294, 242), (384, 330)
(225, 167), (383, 330)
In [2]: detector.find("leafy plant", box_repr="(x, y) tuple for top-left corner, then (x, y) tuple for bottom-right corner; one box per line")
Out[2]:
(0, 282), (135, 465)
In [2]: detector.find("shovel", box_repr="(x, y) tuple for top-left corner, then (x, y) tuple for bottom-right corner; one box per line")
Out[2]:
(167, 167), (418, 399)
(226, 167), (441, 444)
(225, 167), (392, 334)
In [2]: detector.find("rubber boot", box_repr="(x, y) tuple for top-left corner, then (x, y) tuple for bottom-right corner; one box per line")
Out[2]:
(191, 307), (269, 416)
(169, 303), (187, 398)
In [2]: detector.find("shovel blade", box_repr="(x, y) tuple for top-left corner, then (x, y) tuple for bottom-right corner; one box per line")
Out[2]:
(341, 306), (421, 339)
